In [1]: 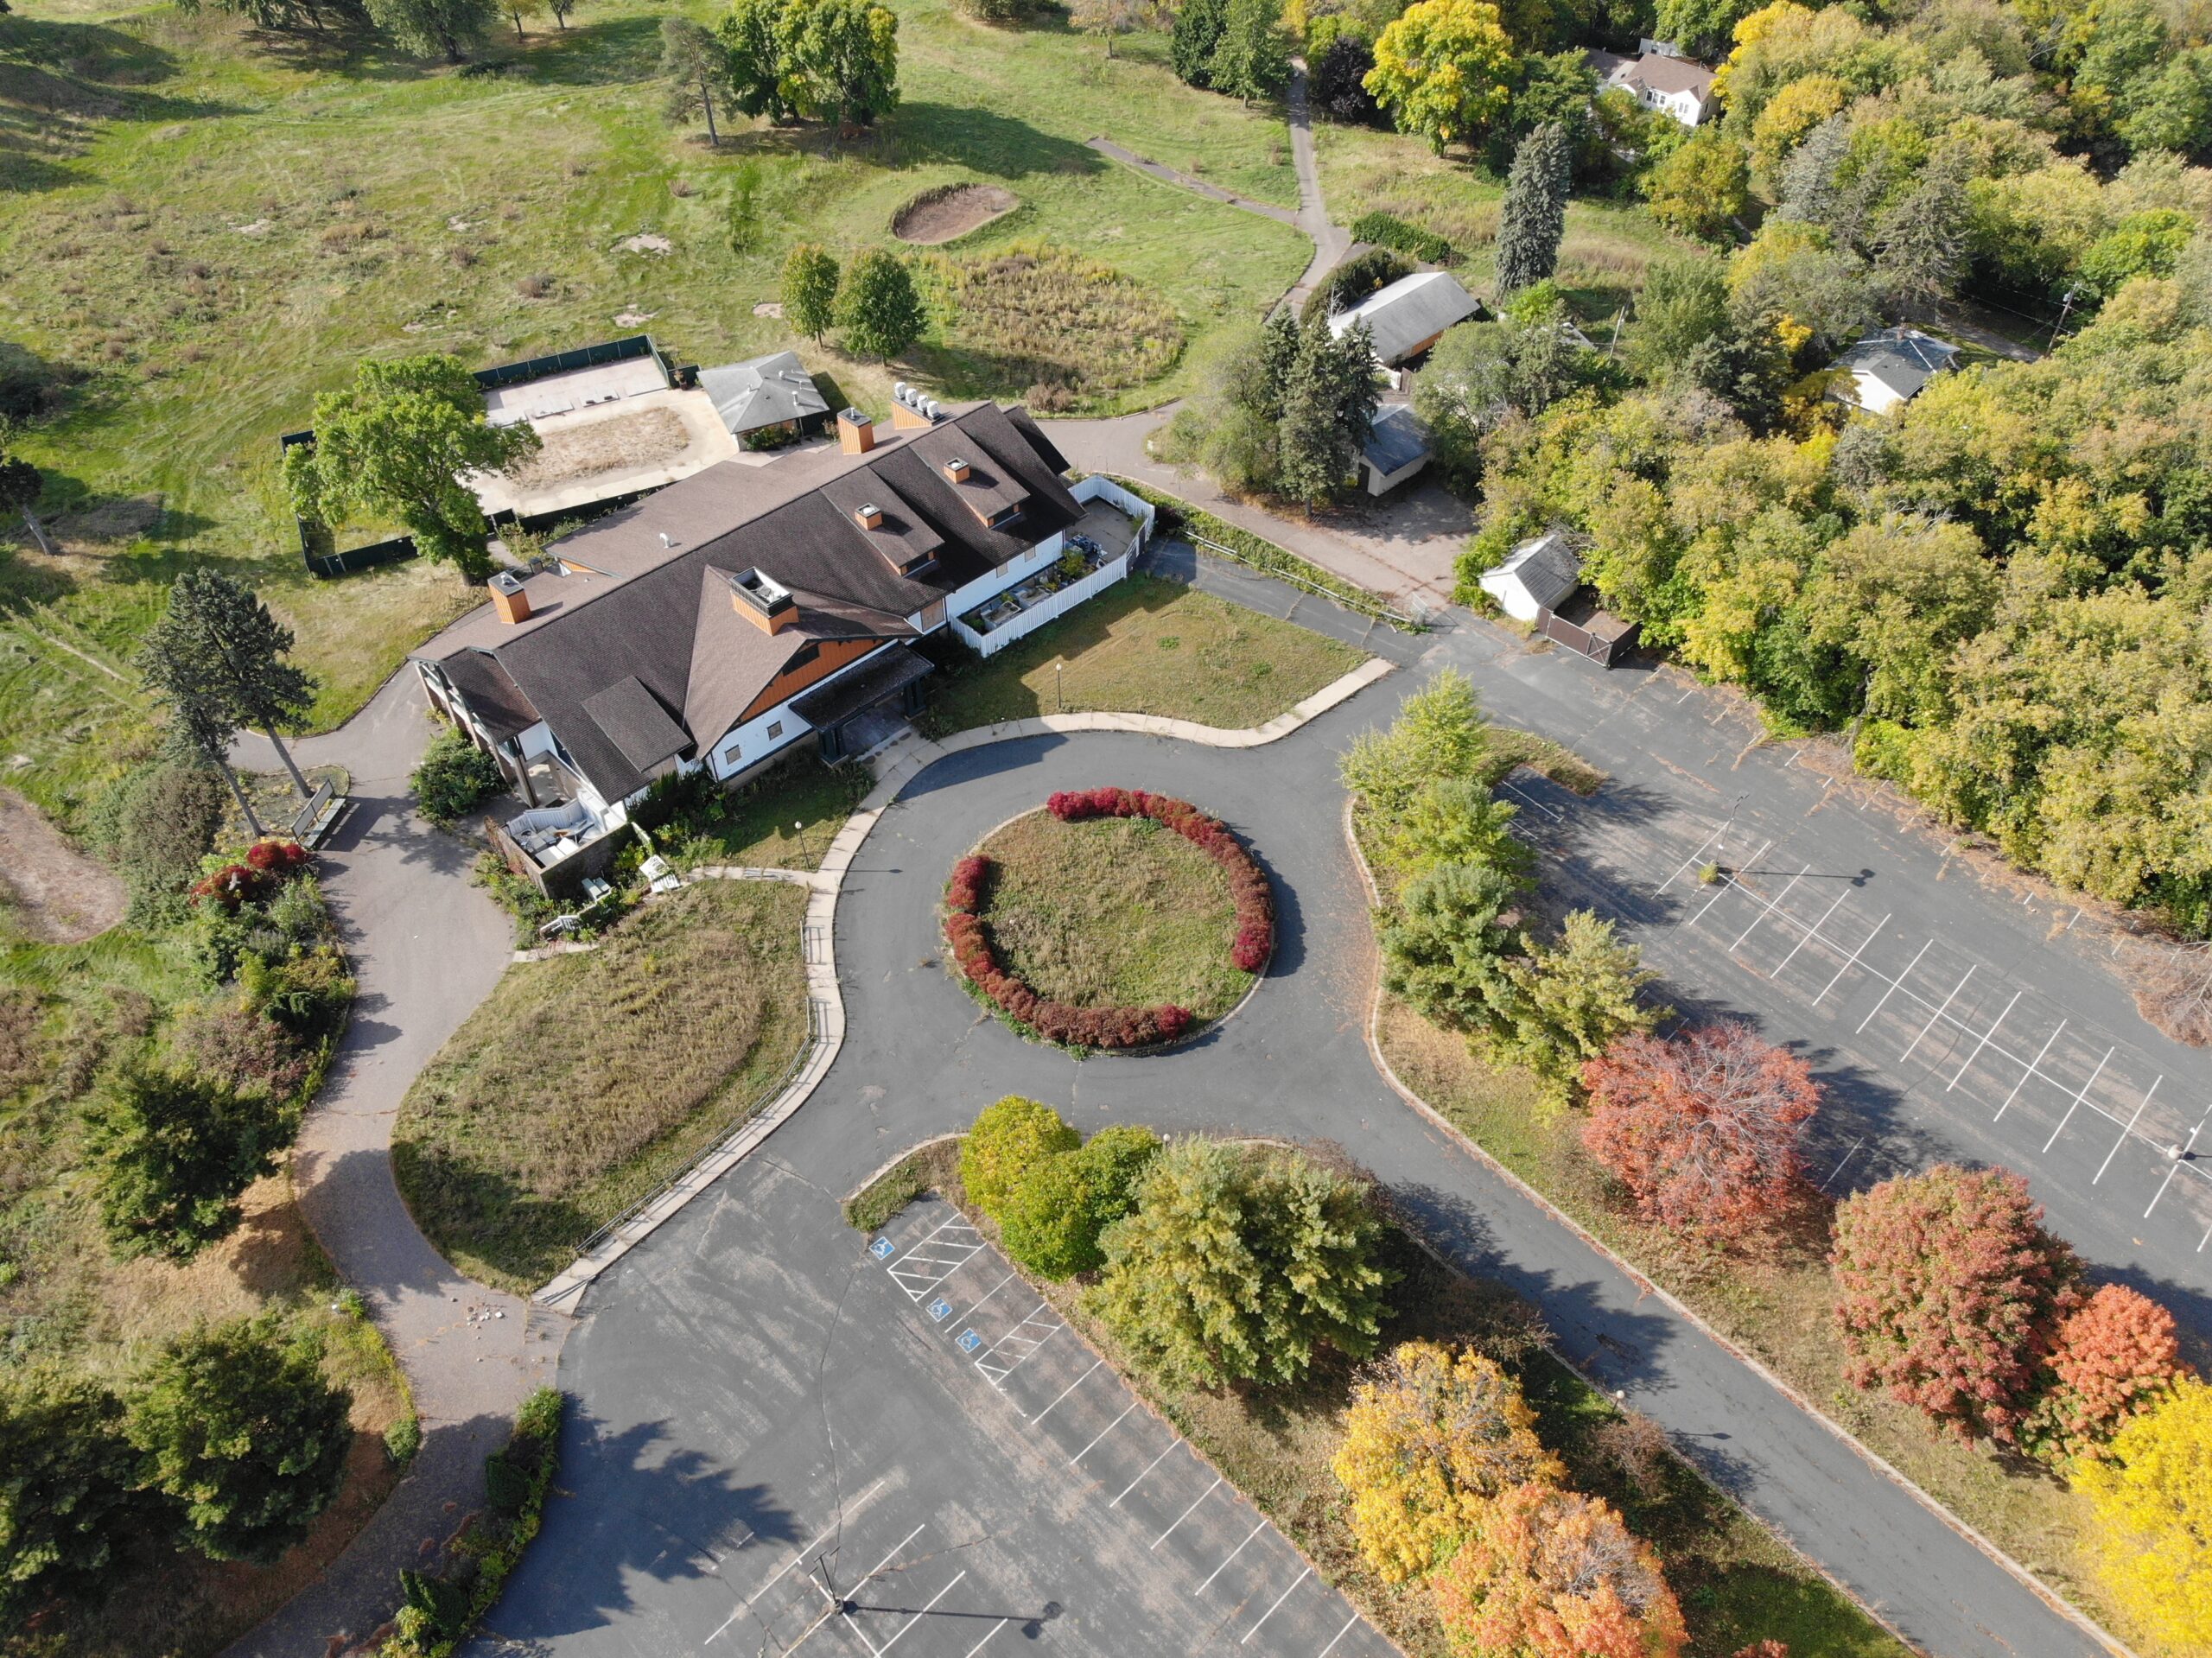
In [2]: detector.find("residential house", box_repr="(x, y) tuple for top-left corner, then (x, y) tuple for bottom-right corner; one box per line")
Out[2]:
(698, 350), (833, 448)
(1479, 531), (1582, 623)
(1825, 326), (1961, 416)
(1586, 48), (1717, 127)
(1329, 270), (1485, 369)
(1358, 404), (1433, 496)
(413, 401), (1152, 886)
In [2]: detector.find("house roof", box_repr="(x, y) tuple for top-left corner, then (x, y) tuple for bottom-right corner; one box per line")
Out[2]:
(1363, 404), (1431, 476)
(1602, 50), (1714, 99)
(1330, 270), (1484, 365)
(1483, 532), (1582, 609)
(697, 351), (831, 435)
(790, 643), (933, 727)
(437, 649), (540, 744)
(414, 400), (1078, 802)
(582, 676), (692, 773)
(1830, 327), (1961, 404)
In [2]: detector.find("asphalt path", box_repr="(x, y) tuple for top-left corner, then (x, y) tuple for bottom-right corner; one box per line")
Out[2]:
(505, 671), (2109, 1658)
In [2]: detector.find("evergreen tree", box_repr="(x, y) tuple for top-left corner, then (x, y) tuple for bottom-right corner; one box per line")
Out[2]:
(1207, 0), (1290, 102)
(1376, 777), (1528, 883)
(834, 250), (925, 359)
(137, 619), (264, 836)
(1378, 861), (1525, 1035)
(1171, 0), (1227, 86)
(1493, 121), (1572, 296)
(86, 1066), (289, 1262)
(781, 245), (841, 342)
(659, 17), (729, 145)
(149, 570), (319, 804)
(0, 1370), (139, 1618)
(1872, 149), (1970, 306)
(0, 426), (51, 556)
(1497, 910), (1662, 1102)
(1277, 315), (1377, 509)
(125, 1315), (353, 1564)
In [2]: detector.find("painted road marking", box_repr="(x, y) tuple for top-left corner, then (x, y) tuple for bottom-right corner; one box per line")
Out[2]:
(871, 1568), (966, 1656)
(2042, 1047), (2116, 1153)
(704, 1478), (890, 1641)
(929, 1298), (953, 1324)
(1813, 912), (1890, 1005)
(1241, 1565), (1313, 1644)
(1193, 1522), (1268, 1592)
(1030, 1359), (1104, 1426)
(1995, 1021), (2067, 1121)
(1856, 938), (1932, 1034)
(1152, 1476), (1224, 1550)
(2094, 1077), (2162, 1184)
(2145, 1107), (2210, 1217)
(1113, 1442), (1181, 1507)
(1317, 1615), (1362, 1657)
(1769, 885), (1851, 978)
(1070, 1402), (1139, 1465)
(1899, 965), (1974, 1064)
(1947, 991), (2021, 1090)
(1729, 866), (1809, 950)
(870, 1238), (895, 1260)
(960, 1618), (1012, 1657)
(957, 1329), (982, 1354)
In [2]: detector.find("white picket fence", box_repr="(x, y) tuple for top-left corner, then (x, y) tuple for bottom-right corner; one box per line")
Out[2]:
(950, 550), (1135, 658)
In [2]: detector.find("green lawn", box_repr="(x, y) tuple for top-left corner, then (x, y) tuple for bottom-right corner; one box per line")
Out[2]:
(922, 572), (1367, 734)
(976, 810), (1253, 1022)
(392, 878), (808, 1293)
(0, 0), (1307, 833)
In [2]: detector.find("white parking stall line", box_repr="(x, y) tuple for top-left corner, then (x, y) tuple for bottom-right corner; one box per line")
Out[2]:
(1151, 1476), (1224, 1550)
(1812, 912), (1891, 1005)
(1030, 1359), (1104, 1426)
(961, 1618), (1012, 1657)
(1316, 1613), (1362, 1657)
(1690, 839), (1772, 925)
(2094, 1077), (2163, 1184)
(1729, 867), (1809, 950)
(948, 1272), (1017, 1327)
(1193, 1522), (1268, 1593)
(1656, 823), (1727, 896)
(1947, 991), (2021, 1090)
(1995, 1021), (2067, 1121)
(2200, 1213), (2212, 1253)
(1898, 965), (1975, 1064)
(1113, 1442), (1182, 1507)
(1855, 938), (1932, 1034)
(2041, 1047), (2116, 1154)
(1769, 886), (1851, 978)
(1240, 1566), (1313, 1644)
(708, 1478), (890, 1640)
(829, 1524), (931, 1655)
(870, 1568), (967, 1656)
(977, 1326), (1061, 1388)
(1070, 1403), (1139, 1465)
(1501, 778), (1564, 822)
(2145, 1108), (2210, 1217)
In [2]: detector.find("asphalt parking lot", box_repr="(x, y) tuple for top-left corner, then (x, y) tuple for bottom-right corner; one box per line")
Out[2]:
(474, 1161), (1389, 1656)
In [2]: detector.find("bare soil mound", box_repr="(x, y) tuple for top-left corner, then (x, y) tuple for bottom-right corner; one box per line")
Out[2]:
(0, 787), (124, 943)
(893, 183), (1019, 245)
(504, 405), (690, 487)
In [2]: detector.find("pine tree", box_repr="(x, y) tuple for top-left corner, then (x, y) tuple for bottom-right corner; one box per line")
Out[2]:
(1207, 0), (1290, 102)
(1378, 861), (1524, 1035)
(659, 17), (728, 145)
(86, 1065), (289, 1262)
(152, 569), (320, 804)
(0, 1369), (139, 1617)
(137, 619), (265, 837)
(1494, 121), (1572, 296)
(1275, 315), (1377, 509)
(1171, 0), (1227, 86)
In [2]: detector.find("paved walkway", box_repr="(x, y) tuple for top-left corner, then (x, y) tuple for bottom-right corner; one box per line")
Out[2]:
(227, 669), (558, 1658)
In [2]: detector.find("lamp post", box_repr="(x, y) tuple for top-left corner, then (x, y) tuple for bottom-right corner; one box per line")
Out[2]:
(794, 817), (805, 868)
(1054, 658), (1064, 713)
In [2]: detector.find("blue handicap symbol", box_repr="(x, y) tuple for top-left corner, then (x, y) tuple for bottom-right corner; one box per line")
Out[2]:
(869, 1237), (895, 1260)
(929, 1298), (954, 1323)
(957, 1328), (982, 1353)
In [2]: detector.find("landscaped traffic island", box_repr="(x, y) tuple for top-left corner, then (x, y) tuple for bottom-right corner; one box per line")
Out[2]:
(944, 789), (1273, 1051)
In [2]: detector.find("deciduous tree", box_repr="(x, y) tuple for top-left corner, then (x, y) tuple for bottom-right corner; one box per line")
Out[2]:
(999, 1125), (1160, 1280)
(125, 1315), (352, 1564)
(1498, 911), (1662, 1102)
(1495, 121), (1572, 296)
(1831, 1164), (2083, 1442)
(1644, 128), (1750, 241)
(781, 0), (899, 130)
(1378, 861), (1525, 1034)
(2023, 1284), (2193, 1464)
(1313, 33), (1380, 123)
(835, 249), (925, 359)
(1581, 1024), (1817, 1240)
(2078, 1377), (2212, 1652)
(1332, 1341), (1562, 1582)
(722, 0), (800, 122)
(1432, 1481), (1689, 1658)
(365, 0), (497, 60)
(1340, 669), (1491, 817)
(86, 1066), (289, 1262)
(960, 1095), (1079, 1217)
(1364, 0), (1517, 153)
(1084, 1139), (1390, 1389)
(781, 244), (841, 342)
(1377, 778), (1527, 883)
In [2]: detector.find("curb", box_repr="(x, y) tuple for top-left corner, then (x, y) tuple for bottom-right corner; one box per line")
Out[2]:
(1340, 795), (2134, 1658)
(527, 658), (1393, 1307)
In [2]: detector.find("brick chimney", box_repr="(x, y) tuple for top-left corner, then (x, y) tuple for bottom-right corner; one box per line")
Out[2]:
(728, 567), (797, 634)
(836, 408), (875, 454)
(942, 456), (971, 484)
(490, 570), (531, 625)
(854, 501), (884, 530)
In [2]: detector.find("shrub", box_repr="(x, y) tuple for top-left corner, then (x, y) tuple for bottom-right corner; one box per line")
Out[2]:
(245, 837), (311, 874)
(264, 868), (333, 950)
(959, 1096), (1078, 1218)
(1430, 1482), (1688, 1658)
(1332, 1341), (1562, 1583)
(1084, 1139), (1391, 1390)
(190, 861), (274, 912)
(998, 1124), (1161, 1280)
(385, 1413), (423, 1467)
(166, 1004), (311, 1101)
(1351, 210), (1456, 265)
(946, 854), (991, 915)
(411, 727), (506, 825)
(2023, 1284), (2193, 1465)
(1313, 34), (1381, 124)
(2078, 1377), (2212, 1653)
(0, 1368), (137, 1618)
(1042, 787), (1274, 970)
(85, 1065), (290, 1261)
(1580, 1024), (1819, 1240)
(244, 943), (356, 1040)
(1832, 1164), (2083, 1442)
(99, 760), (228, 925)
(1301, 246), (1414, 323)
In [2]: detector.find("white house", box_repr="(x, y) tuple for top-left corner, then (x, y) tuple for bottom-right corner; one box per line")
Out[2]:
(1586, 48), (1717, 127)
(1825, 327), (1961, 416)
(413, 402), (1152, 884)
(1479, 531), (1582, 623)
(1330, 270), (1485, 367)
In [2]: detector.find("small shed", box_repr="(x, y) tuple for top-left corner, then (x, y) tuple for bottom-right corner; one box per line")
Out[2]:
(1825, 327), (1961, 416)
(1479, 532), (1581, 624)
(699, 351), (832, 443)
(1359, 404), (1432, 496)
(1330, 270), (1485, 366)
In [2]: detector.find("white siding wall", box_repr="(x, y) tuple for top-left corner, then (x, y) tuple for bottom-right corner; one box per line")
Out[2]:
(703, 642), (899, 781)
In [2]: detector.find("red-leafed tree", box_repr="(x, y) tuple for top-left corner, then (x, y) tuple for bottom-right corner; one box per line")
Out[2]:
(1579, 1025), (1819, 1240)
(2024, 1283), (2194, 1464)
(1431, 1481), (1688, 1658)
(1832, 1164), (2083, 1442)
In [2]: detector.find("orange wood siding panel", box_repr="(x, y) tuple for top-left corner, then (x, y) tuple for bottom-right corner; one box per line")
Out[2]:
(737, 637), (883, 725)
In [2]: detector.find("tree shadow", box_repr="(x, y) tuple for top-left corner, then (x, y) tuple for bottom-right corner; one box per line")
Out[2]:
(884, 100), (1105, 181)
(519, 12), (668, 86)
(0, 17), (245, 188)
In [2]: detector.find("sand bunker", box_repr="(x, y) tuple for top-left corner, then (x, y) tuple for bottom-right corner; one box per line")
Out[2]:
(504, 406), (690, 488)
(892, 184), (1020, 245)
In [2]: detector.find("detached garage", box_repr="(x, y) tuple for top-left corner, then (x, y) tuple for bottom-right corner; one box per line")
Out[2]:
(1478, 532), (1580, 623)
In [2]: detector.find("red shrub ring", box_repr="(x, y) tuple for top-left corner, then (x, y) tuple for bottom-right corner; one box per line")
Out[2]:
(942, 791), (1274, 1051)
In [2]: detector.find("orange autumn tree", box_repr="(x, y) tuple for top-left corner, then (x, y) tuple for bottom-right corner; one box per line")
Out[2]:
(1580, 1024), (1819, 1240)
(1432, 1482), (1688, 1658)
(1331, 1341), (1563, 1582)
(2024, 1283), (2194, 1464)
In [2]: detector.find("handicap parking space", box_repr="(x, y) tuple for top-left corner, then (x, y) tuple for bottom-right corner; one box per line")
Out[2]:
(867, 1197), (1396, 1657)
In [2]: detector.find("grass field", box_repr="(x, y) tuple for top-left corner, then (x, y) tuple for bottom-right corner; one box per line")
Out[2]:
(0, 0), (1307, 835)
(921, 572), (1367, 734)
(392, 878), (807, 1292)
(976, 810), (1253, 1021)
(843, 1143), (1910, 1658)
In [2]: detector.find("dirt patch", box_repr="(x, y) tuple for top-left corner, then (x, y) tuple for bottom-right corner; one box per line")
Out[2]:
(502, 405), (690, 487)
(618, 231), (672, 255)
(53, 493), (164, 545)
(0, 787), (124, 943)
(892, 182), (1019, 245)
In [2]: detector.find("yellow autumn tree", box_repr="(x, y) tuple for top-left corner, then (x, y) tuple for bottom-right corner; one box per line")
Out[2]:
(2078, 1375), (2212, 1652)
(1331, 1341), (1563, 1582)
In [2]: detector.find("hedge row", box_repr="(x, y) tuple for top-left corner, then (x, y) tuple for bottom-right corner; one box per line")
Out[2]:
(1046, 787), (1274, 971)
(1349, 210), (1457, 266)
(944, 859), (1194, 1050)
